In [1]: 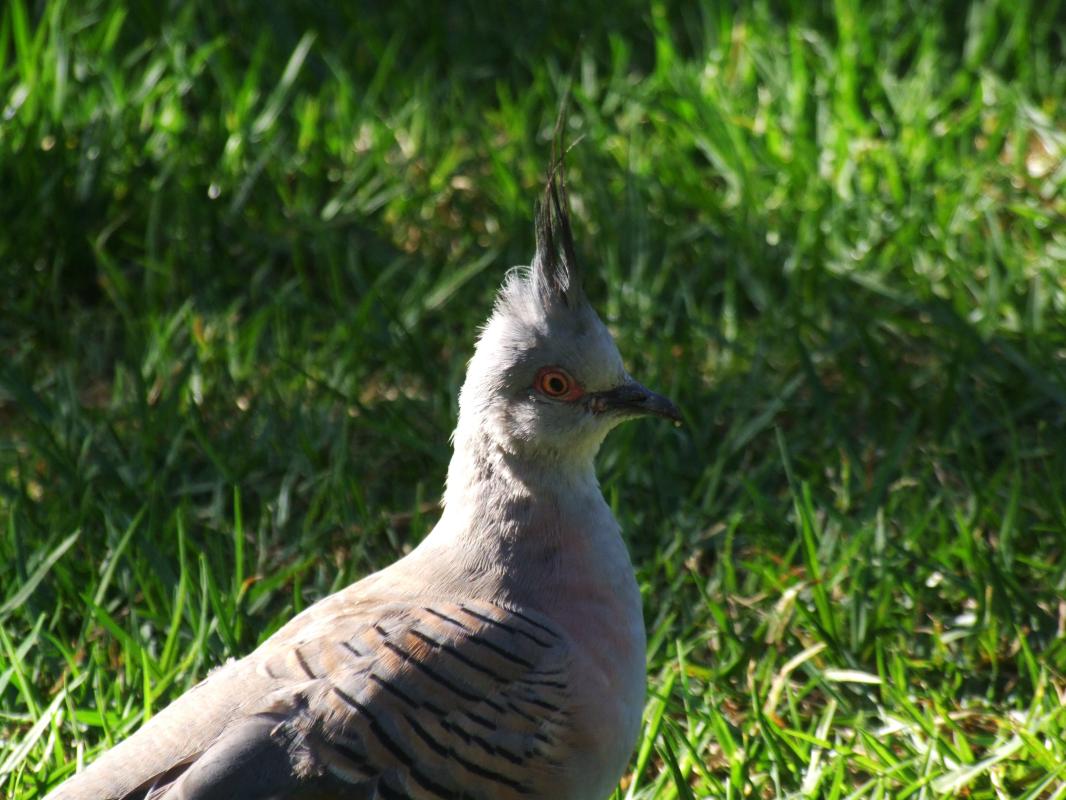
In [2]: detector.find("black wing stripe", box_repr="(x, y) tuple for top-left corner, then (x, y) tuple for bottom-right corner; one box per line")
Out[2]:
(410, 629), (509, 682)
(437, 718), (524, 766)
(339, 640), (364, 659)
(519, 676), (567, 689)
(331, 688), (414, 770)
(424, 607), (472, 632)
(462, 709), (498, 731)
(504, 701), (537, 724)
(457, 607), (553, 650)
(332, 734), (456, 800)
(504, 609), (562, 643)
(509, 693), (562, 713)
(403, 713), (449, 759)
(330, 739), (372, 770)
(293, 647), (318, 680)
(404, 714), (530, 795)
(408, 768), (461, 800)
(377, 640), (505, 712)
(370, 673), (420, 710)
(464, 633), (535, 669)
(423, 699), (449, 717)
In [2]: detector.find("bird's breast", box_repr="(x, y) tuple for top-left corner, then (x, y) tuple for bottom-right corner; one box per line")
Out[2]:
(519, 513), (646, 799)
(555, 553), (646, 797)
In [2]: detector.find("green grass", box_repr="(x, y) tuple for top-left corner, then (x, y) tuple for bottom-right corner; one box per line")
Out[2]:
(2, 0), (1065, 797)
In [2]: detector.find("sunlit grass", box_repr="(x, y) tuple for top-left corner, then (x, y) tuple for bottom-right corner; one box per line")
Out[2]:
(2, 0), (1065, 797)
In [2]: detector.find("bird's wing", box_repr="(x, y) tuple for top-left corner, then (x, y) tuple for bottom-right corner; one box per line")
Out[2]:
(53, 595), (575, 800)
(45, 653), (280, 800)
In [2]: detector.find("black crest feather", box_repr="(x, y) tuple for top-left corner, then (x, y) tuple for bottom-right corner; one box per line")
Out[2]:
(532, 97), (584, 310)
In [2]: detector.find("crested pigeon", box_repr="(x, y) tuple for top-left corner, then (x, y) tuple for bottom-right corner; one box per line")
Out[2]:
(46, 165), (680, 800)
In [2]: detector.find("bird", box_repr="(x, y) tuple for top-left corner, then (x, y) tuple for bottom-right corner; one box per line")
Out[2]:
(46, 158), (681, 800)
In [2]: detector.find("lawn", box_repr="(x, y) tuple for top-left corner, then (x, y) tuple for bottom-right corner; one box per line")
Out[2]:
(2, 1), (1065, 797)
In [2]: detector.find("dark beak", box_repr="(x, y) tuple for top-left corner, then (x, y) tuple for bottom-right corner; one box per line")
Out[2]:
(589, 379), (682, 424)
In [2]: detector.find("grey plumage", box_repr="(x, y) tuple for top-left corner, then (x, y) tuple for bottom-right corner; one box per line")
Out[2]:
(46, 164), (680, 800)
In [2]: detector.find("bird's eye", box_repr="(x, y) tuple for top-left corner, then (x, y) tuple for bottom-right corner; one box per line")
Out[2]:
(535, 367), (580, 400)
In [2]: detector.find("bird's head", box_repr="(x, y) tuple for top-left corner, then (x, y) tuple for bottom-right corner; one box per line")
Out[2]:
(456, 168), (680, 469)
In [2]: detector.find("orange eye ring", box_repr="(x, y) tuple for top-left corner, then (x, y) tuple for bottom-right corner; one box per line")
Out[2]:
(535, 367), (583, 401)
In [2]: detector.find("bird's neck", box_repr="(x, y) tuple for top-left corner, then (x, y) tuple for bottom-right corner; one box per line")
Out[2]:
(407, 422), (632, 614)
(413, 418), (614, 580)
(440, 424), (601, 535)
